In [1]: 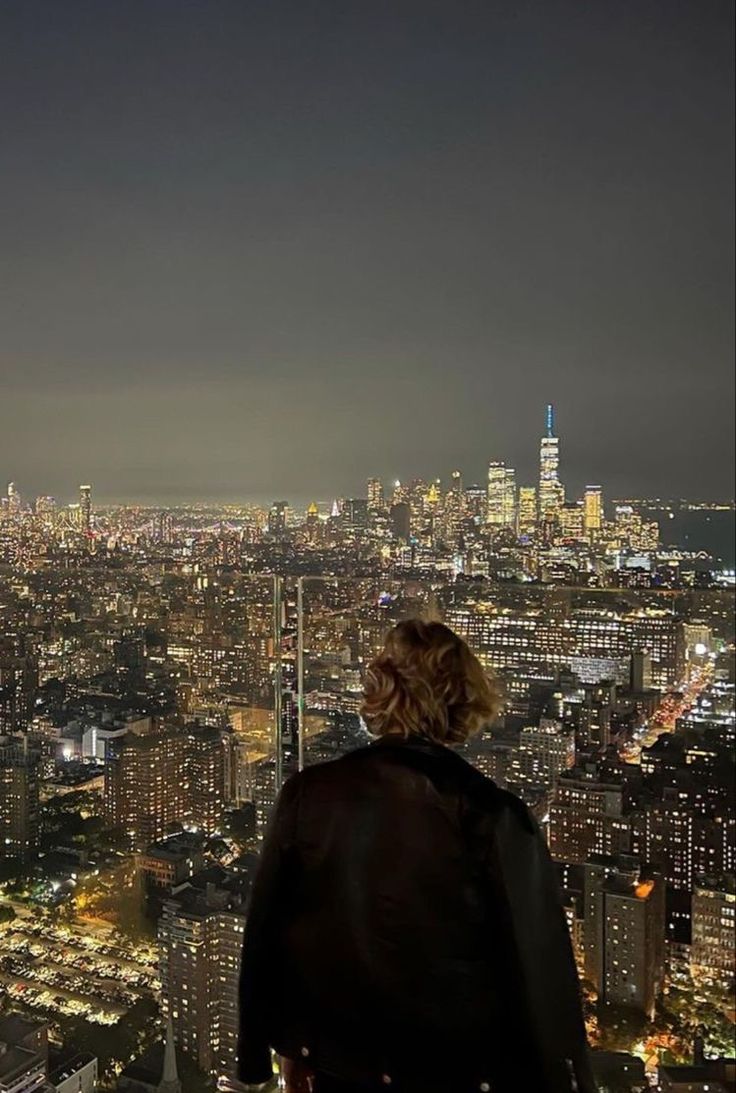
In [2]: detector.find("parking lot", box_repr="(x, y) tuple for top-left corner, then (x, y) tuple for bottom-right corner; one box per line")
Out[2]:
(0, 914), (159, 1026)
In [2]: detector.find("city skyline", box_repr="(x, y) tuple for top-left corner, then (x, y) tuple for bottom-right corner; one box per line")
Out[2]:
(0, 4), (733, 1090)
(3, 401), (736, 510)
(1, 1), (734, 504)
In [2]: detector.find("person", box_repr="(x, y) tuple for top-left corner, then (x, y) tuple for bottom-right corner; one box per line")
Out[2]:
(237, 619), (597, 1093)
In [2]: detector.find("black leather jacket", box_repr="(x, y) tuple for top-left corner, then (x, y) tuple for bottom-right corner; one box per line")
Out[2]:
(238, 735), (597, 1093)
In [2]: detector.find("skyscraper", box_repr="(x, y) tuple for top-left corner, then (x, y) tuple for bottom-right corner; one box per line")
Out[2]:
(587, 867), (666, 1018)
(79, 484), (92, 533)
(187, 726), (229, 835)
(517, 486), (537, 539)
(159, 870), (247, 1081)
(6, 481), (22, 518)
(507, 718), (575, 791)
(549, 773), (629, 864)
(305, 501), (320, 542)
(104, 726), (190, 849)
(0, 733), (41, 862)
(690, 875), (736, 986)
(584, 485), (603, 536)
(35, 495), (57, 526)
(559, 501), (586, 543)
(0, 638), (39, 733)
(390, 502), (411, 542)
(267, 501), (288, 539)
(343, 498), (369, 532)
(444, 470), (467, 548)
(538, 404), (564, 519)
(103, 723), (228, 849)
(366, 477), (384, 511)
(486, 462), (516, 527)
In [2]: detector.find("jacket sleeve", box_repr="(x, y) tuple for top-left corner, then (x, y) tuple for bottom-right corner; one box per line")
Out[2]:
(237, 774), (300, 1085)
(486, 797), (598, 1093)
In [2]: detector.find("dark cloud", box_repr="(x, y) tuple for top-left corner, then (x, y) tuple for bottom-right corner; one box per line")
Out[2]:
(0, 0), (733, 504)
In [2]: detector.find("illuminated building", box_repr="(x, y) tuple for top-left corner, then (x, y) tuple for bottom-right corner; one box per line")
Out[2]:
(570, 611), (684, 689)
(538, 404), (564, 518)
(0, 733), (41, 862)
(267, 500), (288, 539)
(279, 688), (299, 784)
(7, 481), (22, 517)
(104, 724), (228, 849)
(486, 461), (516, 527)
(0, 639), (38, 732)
(584, 485), (603, 536)
(559, 501), (586, 543)
(463, 735), (512, 786)
(367, 477), (384, 511)
(136, 833), (206, 892)
(631, 803), (736, 891)
(690, 875), (736, 985)
(586, 863), (665, 1018)
(153, 511), (174, 543)
(187, 725), (229, 834)
(583, 854), (640, 982)
(464, 483), (487, 524)
(446, 605), (683, 688)
(517, 486), (537, 539)
(613, 505), (659, 552)
(104, 726), (191, 849)
(442, 470), (467, 547)
(34, 495), (57, 527)
(254, 757), (278, 839)
(507, 718), (575, 791)
(79, 484), (92, 533)
(424, 480), (441, 511)
(549, 771), (630, 864)
(343, 498), (369, 533)
(158, 869), (248, 1081)
(389, 479), (407, 506)
(305, 501), (320, 543)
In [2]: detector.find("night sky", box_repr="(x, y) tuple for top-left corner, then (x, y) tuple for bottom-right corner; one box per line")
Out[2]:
(0, 1), (733, 505)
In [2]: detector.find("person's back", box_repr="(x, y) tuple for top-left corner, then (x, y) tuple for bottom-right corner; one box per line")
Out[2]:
(237, 620), (597, 1093)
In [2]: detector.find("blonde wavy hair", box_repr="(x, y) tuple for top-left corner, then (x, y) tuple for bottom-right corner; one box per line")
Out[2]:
(361, 618), (503, 745)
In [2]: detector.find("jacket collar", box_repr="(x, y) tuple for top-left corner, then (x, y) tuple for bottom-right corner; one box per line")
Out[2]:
(368, 732), (456, 757)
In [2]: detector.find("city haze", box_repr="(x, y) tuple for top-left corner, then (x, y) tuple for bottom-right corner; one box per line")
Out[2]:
(0, 0), (734, 503)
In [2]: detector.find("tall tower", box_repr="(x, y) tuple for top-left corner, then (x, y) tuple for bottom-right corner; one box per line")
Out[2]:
(487, 462), (516, 528)
(78, 485), (91, 531)
(7, 482), (21, 516)
(159, 873), (248, 1080)
(367, 477), (385, 511)
(538, 404), (564, 519)
(584, 485), (603, 536)
(517, 486), (537, 539)
(267, 500), (288, 539)
(0, 734), (41, 862)
(589, 868), (665, 1019)
(79, 484), (92, 533)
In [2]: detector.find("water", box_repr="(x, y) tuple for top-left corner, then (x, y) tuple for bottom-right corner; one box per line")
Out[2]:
(647, 508), (735, 566)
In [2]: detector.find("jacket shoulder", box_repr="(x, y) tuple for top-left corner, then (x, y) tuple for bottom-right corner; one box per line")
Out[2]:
(460, 763), (538, 835)
(283, 745), (535, 834)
